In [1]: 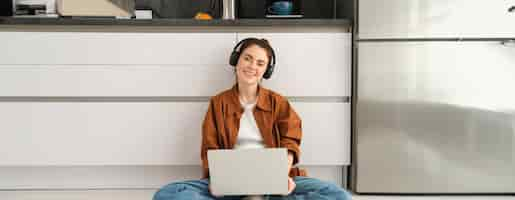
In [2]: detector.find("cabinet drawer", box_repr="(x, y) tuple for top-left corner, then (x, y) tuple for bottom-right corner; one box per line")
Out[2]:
(237, 33), (352, 97)
(0, 102), (350, 166)
(0, 65), (233, 97)
(0, 32), (235, 65)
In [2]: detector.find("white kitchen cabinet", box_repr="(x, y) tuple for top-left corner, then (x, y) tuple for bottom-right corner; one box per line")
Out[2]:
(0, 31), (233, 97)
(297, 103), (351, 165)
(237, 33), (352, 97)
(0, 102), (349, 166)
(359, 0), (515, 39)
(237, 32), (352, 166)
(0, 166), (344, 190)
(0, 32), (351, 97)
(0, 32), (235, 65)
(0, 65), (233, 97)
(0, 29), (352, 190)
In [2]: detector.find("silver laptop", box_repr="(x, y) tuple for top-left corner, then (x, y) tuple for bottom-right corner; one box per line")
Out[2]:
(207, 148), (289, 196)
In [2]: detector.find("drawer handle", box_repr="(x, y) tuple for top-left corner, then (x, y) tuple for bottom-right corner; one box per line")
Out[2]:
(509, 6), (515, 12)
(501, 40), (515, 47)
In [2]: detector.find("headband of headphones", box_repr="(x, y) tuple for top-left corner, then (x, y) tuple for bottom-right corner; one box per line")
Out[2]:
(229, 38), (276, 79)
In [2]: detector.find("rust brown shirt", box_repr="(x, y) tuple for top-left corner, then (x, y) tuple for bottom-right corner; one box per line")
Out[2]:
(201, 84), (307, 178)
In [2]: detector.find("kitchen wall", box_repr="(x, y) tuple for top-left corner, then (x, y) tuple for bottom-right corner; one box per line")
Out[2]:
(10, 0), (355, 19)
(135, 0), (354, 19)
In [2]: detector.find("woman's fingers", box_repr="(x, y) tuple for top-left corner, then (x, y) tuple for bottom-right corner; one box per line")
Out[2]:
(208, 185), (222, 198)
(287, 177), (296, 195)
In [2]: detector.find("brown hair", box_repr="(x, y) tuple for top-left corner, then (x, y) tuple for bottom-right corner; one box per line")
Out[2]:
(238, 38), (274, 66)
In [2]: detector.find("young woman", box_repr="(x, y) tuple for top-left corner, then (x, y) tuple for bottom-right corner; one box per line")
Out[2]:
(153, 38), (352, 200)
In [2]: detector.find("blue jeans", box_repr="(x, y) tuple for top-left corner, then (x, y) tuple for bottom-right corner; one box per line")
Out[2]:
(153, 176), (352, 200)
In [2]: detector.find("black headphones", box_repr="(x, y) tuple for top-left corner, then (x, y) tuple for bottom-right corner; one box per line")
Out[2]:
(229, 38), (276, 79)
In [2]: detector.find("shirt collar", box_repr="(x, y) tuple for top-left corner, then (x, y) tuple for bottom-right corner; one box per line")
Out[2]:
(230, 84), (272, 113)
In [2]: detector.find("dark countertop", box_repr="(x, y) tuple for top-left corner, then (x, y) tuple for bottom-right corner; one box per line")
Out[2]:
(0, 17), (351, 27)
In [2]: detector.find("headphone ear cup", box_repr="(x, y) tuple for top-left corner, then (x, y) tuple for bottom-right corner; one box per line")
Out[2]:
(229, 51), (240, 66)
(263, 63), (274, 79)
(263, 50), (275, 79)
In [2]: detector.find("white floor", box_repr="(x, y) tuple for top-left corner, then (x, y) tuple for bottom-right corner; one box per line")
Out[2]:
(1, 190), (515, 200)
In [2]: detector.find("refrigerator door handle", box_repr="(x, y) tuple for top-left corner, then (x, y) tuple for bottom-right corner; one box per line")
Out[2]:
(501, 39), (515, 47)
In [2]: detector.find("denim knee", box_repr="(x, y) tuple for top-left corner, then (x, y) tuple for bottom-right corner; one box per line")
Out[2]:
(312, 181), (351, 200)
(339, 188), (353, 200)
(326, 184), (352, 200)
(153, 182), (191, 200)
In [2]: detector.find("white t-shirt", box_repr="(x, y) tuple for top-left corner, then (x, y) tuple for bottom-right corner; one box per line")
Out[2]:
(234, 100), (266, 149)
(235, 100), (266, 200)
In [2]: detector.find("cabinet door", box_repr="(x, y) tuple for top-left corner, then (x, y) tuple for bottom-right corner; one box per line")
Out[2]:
(0, 65), (234, 97)
(359, 0), (515, 39)
(0, 32), (236, 96)
(0, 32), (235, 65)
(0, 102), (348, 166)
(236, 33), (352, 97)
(238, 32), (352, 166)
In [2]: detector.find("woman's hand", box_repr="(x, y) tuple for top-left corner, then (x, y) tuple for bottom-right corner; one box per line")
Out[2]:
(287, 177), (296, 195)
(208, 184), (223, 198)
(287, 151), (294, 172)
(286, 151), (296, 195)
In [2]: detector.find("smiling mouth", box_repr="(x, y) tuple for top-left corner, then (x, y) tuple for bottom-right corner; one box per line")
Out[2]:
(243, 70), (256, 77)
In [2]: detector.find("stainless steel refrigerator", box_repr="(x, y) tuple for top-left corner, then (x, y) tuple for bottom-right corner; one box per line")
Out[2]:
(353, 0), (515, 194)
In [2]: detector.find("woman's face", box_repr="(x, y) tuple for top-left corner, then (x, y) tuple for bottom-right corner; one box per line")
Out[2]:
(236, 45), (269, 86)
